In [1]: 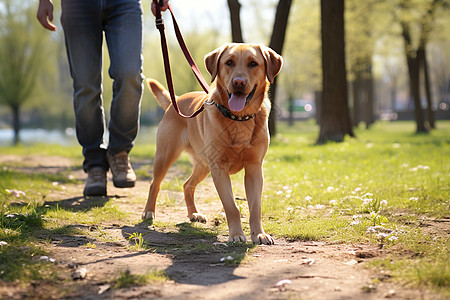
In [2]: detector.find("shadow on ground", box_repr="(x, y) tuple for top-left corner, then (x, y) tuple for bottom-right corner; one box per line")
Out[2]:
(120, 221), (252, 286)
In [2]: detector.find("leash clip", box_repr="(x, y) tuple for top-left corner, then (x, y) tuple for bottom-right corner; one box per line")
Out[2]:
(204, 98), (215, 106)
(155, 18), (164, 30)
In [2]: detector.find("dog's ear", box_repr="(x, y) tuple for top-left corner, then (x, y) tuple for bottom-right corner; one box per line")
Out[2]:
(204, 44), (230, 83)
(258, 46), (283, 83)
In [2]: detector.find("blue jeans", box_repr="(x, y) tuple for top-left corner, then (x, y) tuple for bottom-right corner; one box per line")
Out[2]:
(61, 0), (144, 172)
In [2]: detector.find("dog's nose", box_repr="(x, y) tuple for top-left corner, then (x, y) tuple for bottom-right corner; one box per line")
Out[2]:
(232, 77), (247, 87)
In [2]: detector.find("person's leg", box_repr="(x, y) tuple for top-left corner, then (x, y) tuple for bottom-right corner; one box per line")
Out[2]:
(61, 0), (108, 172)
(103, 0), (144, 188)
(61, 0), (107, 196)
(104, 0), (144, 155)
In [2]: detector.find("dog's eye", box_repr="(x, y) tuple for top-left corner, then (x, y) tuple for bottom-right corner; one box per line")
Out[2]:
(248, 61), (258, 68)
(225, 59), (234, 66)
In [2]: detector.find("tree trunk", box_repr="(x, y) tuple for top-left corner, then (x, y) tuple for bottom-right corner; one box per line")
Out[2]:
(400, 22), (427, 133)
(363, 64), (375, 129)
(315, 90), (322, 125)
(406, 54), (427, 133)
(288, 96), (294, 126)
(227, 0), (244, 43)
(12, 105), (20, 145)
(418, 45), (435, 129)
(317, 0), (354, 144)
(352, 72), (361, 128)
(390, 75), (398, 113)
(268, 0), (292, 137)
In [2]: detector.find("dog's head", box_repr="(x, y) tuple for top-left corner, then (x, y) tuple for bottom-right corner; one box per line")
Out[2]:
(205, 43), (282, 113)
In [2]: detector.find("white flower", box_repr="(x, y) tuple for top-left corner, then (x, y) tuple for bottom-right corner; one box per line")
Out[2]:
(5, 189), (26, 197)
(329, 200), (337, 205)
(0, 241), (8, 246)
(388, 235), (398, 241)
(380, 200), (388, 206)
(276, 191), (283, 195)
(409, 197), (419, 201)
(376, 232), (389, 239)
(410, 165), (431, 172)
(305, 196), (313, 201)
(363, 198), (373, 205)
(350, 220), (360, 226)
(327, 186), (335, 192)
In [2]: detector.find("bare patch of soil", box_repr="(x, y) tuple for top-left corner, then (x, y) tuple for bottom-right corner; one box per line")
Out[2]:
(0, 155), (444, 299)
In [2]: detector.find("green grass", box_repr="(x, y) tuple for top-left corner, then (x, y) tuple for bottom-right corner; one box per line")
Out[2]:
(0, 143), (82, 159)
(0, 169), (79, 202)
(260, 121), (449, 293)
(113, 269), (168, 289)
(0, 120), (449, 295)
(43, 201), (127, 226)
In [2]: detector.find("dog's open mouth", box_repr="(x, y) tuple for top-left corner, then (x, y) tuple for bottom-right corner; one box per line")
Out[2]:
(227, 86), (256, 112)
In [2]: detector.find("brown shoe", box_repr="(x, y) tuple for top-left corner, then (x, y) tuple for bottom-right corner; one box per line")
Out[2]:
(83, 167), (107, 197)
(106, 151), (136, 188)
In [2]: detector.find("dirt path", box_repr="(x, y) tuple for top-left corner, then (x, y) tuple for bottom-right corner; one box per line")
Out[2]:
(1, 155), (439, 299)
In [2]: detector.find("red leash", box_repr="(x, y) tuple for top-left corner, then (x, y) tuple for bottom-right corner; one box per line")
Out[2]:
(153, 0), (210, 118)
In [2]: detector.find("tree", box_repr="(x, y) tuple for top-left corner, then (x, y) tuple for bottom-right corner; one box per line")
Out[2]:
(0, 0), (46, 144)
(281, 1), (321, 126)
(227, 0), (244, 43)
(346, 0), (386, 129)
(317, 0), (354, 144)
(267, 0), (292, 136)
(394, 0), (445, 132)
(418, 46), (435, 128)
(399, 17), (428, 133)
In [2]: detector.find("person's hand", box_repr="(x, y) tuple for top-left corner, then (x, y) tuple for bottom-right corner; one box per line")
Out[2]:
(151, 0), (169, 16)
(37, 0), (57, 31)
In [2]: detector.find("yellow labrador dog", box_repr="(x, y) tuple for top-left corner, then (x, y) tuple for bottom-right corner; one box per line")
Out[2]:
(142, 43), (282, 245)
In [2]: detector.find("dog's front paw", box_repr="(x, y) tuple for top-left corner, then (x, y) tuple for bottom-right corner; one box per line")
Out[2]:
(228, 233), (247, 243)
(142, 211), (155, 222)
(189, 213), (208, 223)
(252, 233), (274, 245)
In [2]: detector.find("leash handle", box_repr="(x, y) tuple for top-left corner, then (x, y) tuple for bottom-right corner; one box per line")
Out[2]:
(153, 0), (209, 118)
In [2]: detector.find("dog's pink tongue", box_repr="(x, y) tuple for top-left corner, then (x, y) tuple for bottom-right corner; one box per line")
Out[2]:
(228, 94), (247, 112)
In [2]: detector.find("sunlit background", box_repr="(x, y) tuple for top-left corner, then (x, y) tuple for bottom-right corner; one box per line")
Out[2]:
(0, 0), (449, 145)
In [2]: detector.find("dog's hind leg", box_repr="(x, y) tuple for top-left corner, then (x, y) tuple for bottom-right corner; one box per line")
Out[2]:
(183, 161), (209, 223)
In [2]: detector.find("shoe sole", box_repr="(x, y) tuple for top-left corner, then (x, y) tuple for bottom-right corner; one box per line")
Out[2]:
(83, 187), (107, 197)
(113, 180), (135, 188)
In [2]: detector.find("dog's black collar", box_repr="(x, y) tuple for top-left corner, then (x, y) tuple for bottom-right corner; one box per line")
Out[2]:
(204, 99), (256, 121)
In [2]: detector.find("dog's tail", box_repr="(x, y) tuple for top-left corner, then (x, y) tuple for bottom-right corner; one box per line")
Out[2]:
(146, 79), (171, 110)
